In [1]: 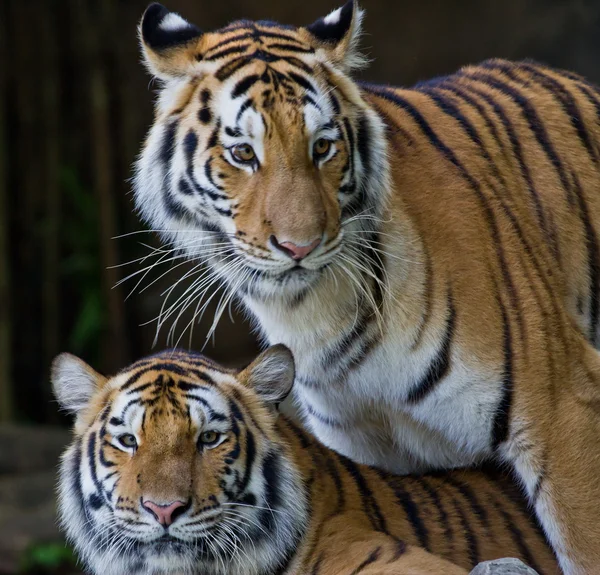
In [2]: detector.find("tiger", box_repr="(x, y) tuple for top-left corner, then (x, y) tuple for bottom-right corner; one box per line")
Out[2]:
(132, 3), (600, 573)
(52, 345), (559, 575)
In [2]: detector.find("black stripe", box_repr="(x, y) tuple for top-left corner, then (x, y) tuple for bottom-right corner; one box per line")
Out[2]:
(207, 120), (221, 149)
(406, 292), (455, 403)
(492, 499), (544, 574)
(517, 62), (598, 164)
(266, 42), (314, 54)
(125, 381), (155, 395)
(120, 363), (188, 391)
(177, 380), (212, 392)
(571, 171), (600, 344)
(235, 98), (254, 123)
(418, 88), (508, 189)
(349, 547), (382, 575)
(178, 178), (193, 195)
(356, 113), (372, 180)
(232, 74), (261, 99)
(442, 476), (490, 531)
(336, 454), (389, 534)
(572, 81), (600, 127)
(303, 94), (322, 111)
(204, 32), (254, 55)
(414, 477), (454, 550)
(458, 83), (555, 254)
(491, 287), (513, 449)
(287, 71), (317, 94)
(216, 57), (253, 82)
(205, 44), (250, 61)
(324, 306), (369, 367)
(382, 474), (430, 551)
(70, 440), (92, 536)
(253, 29), (304, 42)
(237, 428), (257, 494)
(309, 553), (324, 575)
(99, 440), (116, 468)
(182, 130), (230, 208)
(159, 121), (186, 219)
(461, 69), (574, 205)
(87, 432), (105, 507)
(452, 497), (480, 567)
(304, 401), (344, 429)
(204, 157), (224, 190)
(260, 451), (283, 532)
(365, 86), (524, 344)
(159, 121), (178, 166)
(434, 83), (509, 161)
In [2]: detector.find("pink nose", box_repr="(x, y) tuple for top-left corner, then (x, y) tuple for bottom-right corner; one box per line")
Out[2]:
(142, 499), (188, 527)
(271, 236), (321, 260)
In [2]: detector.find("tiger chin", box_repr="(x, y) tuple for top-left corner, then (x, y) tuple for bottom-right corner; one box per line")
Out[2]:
(52, 347), (559, 575)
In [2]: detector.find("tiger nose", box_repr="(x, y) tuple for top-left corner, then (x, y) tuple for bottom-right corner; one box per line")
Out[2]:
(142, 498), (189, 526)
(270, 236), (321, 260)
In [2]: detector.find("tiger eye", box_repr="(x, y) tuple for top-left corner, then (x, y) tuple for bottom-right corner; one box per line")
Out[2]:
(231, 143), (256, 163)
(199, 430), (220, 446)
(118, 434), (137, 449)
(313, 138), (332, 158)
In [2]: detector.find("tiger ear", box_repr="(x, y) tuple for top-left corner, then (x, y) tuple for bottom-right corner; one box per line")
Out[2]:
(239, 345), (295, 407)
(139, 3), (204, 80)
(304, 1), (366, 72)
(51, 353), (106, 415)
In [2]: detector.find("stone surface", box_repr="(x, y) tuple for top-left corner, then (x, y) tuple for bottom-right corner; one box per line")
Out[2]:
(470, 558), (540, 574)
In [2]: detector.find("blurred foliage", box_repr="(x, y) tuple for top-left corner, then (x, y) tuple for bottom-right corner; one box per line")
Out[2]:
(19, 542), (78, 575)
(59, 166), (105, 367)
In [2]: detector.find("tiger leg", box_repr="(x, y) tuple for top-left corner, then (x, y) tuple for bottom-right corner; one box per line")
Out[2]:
(505, 341), (600, 574)
(308, 523), (468, 575)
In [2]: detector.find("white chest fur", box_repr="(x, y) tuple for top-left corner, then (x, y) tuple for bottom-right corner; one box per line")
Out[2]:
(245, 285), (503, 474)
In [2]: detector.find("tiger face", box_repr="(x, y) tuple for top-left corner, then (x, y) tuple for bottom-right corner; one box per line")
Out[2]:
(52, 346), (306, 575)
(134, 2), (389, 299)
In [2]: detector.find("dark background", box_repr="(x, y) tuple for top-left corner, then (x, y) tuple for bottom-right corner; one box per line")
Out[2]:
(0, 0), (599, 569)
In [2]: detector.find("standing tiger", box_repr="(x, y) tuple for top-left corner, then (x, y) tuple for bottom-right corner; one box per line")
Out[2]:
(52, 346), (559, 575)
(133, 2), (600, 573)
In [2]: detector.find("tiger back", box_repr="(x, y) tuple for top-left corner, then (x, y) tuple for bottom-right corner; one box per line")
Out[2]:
(52, 347), (558, 575)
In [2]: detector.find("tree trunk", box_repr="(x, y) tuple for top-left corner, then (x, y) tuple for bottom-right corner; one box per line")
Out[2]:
(75, 0), (130, 372)
(0, 0), (13, 422)
(41, 0), (61, 421)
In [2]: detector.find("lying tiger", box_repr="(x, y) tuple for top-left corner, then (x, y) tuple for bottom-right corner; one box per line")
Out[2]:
(52, 347), (558, 575)
(133, 3), (600, 571)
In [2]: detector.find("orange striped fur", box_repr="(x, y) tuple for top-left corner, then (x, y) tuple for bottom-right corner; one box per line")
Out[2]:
(132, 3), (600, 572)
(52, 347), (559, 574)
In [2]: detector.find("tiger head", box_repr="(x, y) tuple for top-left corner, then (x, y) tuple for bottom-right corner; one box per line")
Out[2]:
(133, 2), (389, 300)
(52, 346), (307, 575)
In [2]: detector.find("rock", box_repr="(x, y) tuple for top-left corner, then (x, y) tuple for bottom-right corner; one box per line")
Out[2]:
(470, 558), (540, 574)
(0, 425), (70, 474)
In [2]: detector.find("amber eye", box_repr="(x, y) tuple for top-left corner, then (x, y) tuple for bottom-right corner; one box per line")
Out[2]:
(118, 434), (137, 449)
(231, 143), (256, 164)
(313, 138), (332, 159)
(199, 430), (221, 447)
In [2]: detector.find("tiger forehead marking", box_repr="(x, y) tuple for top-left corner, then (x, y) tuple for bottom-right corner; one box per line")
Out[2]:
(135, 1), (387, 306)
